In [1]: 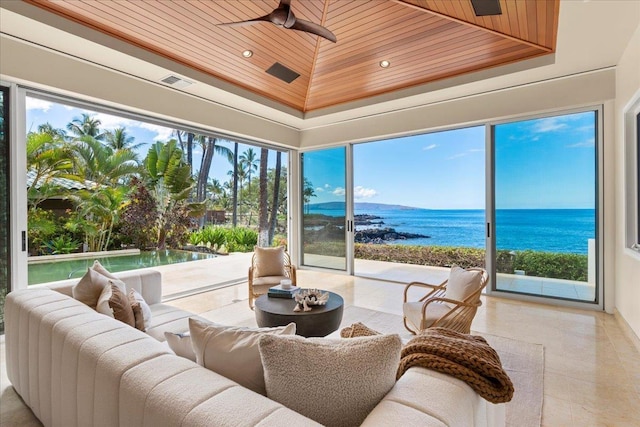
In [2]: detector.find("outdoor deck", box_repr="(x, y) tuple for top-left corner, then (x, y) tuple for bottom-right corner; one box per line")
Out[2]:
(147, 253), (595, 303)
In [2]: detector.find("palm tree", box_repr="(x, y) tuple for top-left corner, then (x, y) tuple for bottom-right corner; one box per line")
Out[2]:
(104, 127), (145, 152)
(67, 185), (128, 252)
(231, 142), (239, 226)
(26, 130), (76, 208)
(268, 151), (282, 245)
(239, 148), (258, 191)
(258, 148), (269, 246)
(72, 136), (139, 186)
(37, 122), (67, 139)
(144, 140), (199, 248)
(66, 113), (105, 140)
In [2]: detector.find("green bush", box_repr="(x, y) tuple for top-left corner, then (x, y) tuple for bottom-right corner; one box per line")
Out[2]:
(44, 235), (80, 255)
(226, 227), (258, 252)
(512, 250), (587, 282)
(201, 226), (226, 250)
(354, 243), (588, 282)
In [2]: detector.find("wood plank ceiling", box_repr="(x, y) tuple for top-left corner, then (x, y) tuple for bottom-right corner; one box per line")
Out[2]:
(25, 0), (559, 113)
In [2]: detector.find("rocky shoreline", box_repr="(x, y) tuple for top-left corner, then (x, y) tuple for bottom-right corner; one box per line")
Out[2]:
(304, 213), (429, 244)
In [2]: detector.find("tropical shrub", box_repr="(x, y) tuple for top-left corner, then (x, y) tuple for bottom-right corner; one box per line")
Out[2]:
(354, 244), (588, 281)
(512, 250), (588, 282)
(189, 230), (204, 246)
(119, 177), (157, 249)
(226, 227), (258, 252)
(28, 208), (58, 254)
(201, 226), (227, 251)
(43, 235), (80, 254)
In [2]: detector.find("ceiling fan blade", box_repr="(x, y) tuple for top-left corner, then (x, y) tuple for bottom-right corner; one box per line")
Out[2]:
(217, 15), (272, 27)
(279, 0), (292, 6)
(291, 19), (337, 43)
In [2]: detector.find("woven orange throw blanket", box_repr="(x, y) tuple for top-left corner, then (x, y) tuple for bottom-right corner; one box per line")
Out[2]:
(397, 327), (514, 403)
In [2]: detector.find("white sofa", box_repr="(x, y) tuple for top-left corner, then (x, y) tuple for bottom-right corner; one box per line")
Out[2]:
(5, 269), (505, 427)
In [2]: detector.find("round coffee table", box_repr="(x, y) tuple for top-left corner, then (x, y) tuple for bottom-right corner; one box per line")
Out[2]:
(254, 291), (344, 337)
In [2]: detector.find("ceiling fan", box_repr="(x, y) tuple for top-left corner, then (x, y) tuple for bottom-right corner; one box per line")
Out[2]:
(218, 0), (337, 43)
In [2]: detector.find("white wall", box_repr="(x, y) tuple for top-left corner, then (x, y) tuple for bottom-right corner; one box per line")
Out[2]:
(615, 22), (640, 340)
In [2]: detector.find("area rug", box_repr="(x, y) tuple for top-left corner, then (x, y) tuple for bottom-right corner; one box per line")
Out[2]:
(339, 306), (544, 427)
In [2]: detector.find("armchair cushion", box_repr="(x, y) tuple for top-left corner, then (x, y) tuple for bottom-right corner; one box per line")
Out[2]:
(403, 301), (452, 329)
(445, 265), (483, 305)
(253, 246), (286, 278)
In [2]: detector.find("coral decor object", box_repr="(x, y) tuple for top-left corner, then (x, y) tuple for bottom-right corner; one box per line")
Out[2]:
(293, 289), (329, 312)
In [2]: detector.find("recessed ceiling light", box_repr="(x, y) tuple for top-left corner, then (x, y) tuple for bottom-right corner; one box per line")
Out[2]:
(242, 50), (253, 58)
(379, 60), (390, 68)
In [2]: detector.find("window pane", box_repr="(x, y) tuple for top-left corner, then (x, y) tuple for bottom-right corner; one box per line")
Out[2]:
(494, 111), (597, 302)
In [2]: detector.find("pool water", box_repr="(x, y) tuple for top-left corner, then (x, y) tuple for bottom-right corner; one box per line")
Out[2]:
(28, 249), (216, 285)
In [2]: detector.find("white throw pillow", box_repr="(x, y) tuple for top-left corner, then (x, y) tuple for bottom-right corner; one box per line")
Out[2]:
(259, 334), (401, 427)
(253, 246), (286, 278)
(189, 318), (296, 395)
(128, 288), (152, 330)
(445, 265), (483, 305)
(164, 331), (196, 362)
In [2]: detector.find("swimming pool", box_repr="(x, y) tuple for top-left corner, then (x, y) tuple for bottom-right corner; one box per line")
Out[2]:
(28, 249), (216, 285)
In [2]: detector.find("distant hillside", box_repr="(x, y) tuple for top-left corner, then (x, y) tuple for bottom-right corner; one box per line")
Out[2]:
(308, 202), (421, 211)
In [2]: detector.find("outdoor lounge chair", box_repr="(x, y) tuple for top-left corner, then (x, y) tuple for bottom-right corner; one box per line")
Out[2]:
(402, 266), (489, 334)
(248, 246), (297, 309)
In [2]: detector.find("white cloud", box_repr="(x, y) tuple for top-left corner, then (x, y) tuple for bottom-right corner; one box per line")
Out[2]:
(566, 139), (595, 148)
(25, 98), (53, 112)
(423, 144), (437, 151)
(333, 187), (345, 196)
(315, 187), (325, 192)
(354, 186), (377, 199)
(533, 117), (568, 133)
(324, 184), (331, 189)
(138, 122), (174, 141)
(93, 112), (136, 130)
(448, 148), (484, 160)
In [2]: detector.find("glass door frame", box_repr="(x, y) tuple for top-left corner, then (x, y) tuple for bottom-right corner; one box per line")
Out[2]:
(297, 145), (354, 275)
(485, 105), (604, 310)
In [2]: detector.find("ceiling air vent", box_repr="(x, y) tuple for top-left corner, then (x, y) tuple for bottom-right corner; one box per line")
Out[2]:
(160, 75), (193, 89)
(266, 62), (300, 84)
(470, 0), (502, 16)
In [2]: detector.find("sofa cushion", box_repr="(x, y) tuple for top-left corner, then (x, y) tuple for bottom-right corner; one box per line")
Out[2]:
(259, 333), (402, 426)
(145, 304), (200, 341)
(445, 265), (482, 304)
(189, 318), (296, 395)
(164, 331), (196, 361)
(72, 264), (126, 309)
(253, 246), (286, 277)
(128, 288), (152, 330)
(96, 282), (135, 327)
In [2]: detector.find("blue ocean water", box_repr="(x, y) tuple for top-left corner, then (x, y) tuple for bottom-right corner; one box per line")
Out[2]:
(307, 208), (595, 254)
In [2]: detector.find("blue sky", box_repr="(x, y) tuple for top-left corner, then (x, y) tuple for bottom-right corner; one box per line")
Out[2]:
(25, 97), (285, 185)
(307, 111), (595, 210)
(27, 97), (595, 210)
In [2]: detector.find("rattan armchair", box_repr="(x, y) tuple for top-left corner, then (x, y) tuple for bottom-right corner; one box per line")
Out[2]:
(248, 246), (297, 309)
(402, 267), (489, 334)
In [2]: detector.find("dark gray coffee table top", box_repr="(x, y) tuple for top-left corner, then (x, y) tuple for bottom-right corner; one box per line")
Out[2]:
(254, 291), (344, 337)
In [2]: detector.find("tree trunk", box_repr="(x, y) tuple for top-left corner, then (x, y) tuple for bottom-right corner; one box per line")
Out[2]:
(187, 133), (194, 176)
(268, 151), (281, 245)
(232, 142), (239, 227)
(197, 137), (216, 228)
(258, 148), (269, 246)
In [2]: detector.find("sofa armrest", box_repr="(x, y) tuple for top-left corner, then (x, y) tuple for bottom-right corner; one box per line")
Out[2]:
(362, 367), (505, 427)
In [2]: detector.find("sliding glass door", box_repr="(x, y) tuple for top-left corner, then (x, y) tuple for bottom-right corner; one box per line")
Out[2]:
(300, 147), (348, 270)
(0, 86), (10, 332)
(492, 110), (599, 303)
